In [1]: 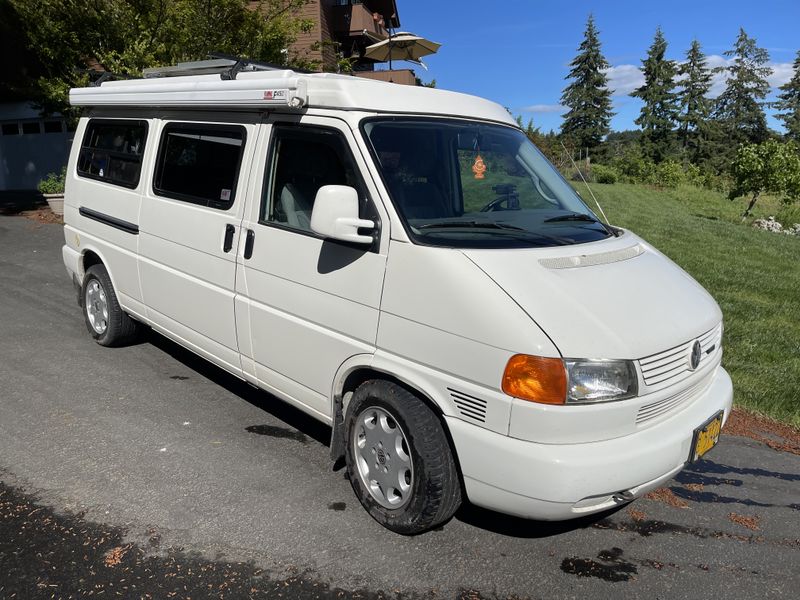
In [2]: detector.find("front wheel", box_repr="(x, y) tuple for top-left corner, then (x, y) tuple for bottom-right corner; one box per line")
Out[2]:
(81, 264), (140, 347)
(345, 380), (462, 534)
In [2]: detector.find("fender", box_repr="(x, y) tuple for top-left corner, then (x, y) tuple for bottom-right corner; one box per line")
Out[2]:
(328, 352), (457, 461)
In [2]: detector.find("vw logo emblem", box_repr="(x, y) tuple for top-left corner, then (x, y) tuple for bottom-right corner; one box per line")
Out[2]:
(690, 340), (702, 370)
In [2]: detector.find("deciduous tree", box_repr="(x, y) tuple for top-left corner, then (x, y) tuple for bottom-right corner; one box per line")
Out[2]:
(7, 0), (313, 119)
(729, 140), (800, 219)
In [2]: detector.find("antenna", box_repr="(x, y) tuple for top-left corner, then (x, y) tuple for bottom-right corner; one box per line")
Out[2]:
(560, 140), (610, 225)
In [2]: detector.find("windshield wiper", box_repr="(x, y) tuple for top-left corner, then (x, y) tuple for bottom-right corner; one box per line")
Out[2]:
(543, 212), (620, 237)
(417, 220), (527, 231)
(543, 212), (599, 223)
(415, 220), (573, 245)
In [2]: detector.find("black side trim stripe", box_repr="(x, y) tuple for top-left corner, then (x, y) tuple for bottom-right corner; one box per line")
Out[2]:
(79, 207), (139, 235)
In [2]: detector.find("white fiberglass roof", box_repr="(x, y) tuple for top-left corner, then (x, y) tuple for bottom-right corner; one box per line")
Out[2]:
(69, 69), (515, 126)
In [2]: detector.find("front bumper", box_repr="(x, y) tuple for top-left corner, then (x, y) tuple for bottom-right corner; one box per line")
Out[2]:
(447, 366), (733, 520)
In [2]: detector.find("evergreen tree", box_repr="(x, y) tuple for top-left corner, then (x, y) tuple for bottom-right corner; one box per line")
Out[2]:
(560, 14), (614, 155)
(631, 28), (679, 163)
(714, 28), (772, 145)
(775, 50), (800, 141)
(676, 39), (713, 161)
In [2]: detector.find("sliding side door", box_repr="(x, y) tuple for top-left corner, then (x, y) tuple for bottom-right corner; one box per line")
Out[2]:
(138, 113), (259, 375)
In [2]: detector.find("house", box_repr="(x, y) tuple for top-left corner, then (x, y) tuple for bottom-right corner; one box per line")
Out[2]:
(252, 0), (418, 85)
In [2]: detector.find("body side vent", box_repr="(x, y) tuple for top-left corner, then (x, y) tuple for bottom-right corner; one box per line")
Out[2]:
(447, 388), (488, 423)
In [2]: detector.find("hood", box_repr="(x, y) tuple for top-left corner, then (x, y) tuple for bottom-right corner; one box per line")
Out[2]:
(462, 232), (722, 360)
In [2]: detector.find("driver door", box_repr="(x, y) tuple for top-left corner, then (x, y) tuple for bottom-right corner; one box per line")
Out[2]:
(235, 116), (389, 419)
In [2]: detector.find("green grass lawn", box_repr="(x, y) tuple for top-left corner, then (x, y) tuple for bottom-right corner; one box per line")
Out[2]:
(579, 183), (800, 427)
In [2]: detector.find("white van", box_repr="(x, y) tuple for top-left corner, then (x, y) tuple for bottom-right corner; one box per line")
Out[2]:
(62, 59), (732, 534)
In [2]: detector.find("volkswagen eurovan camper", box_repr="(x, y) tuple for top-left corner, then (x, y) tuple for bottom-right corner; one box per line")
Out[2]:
(62, 59), (732, 534)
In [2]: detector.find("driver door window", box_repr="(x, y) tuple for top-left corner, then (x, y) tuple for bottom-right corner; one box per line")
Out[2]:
(262, 125), (372, 233)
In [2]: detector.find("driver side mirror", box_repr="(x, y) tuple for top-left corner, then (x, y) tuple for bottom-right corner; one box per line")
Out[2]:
(310, 185), (375, 245)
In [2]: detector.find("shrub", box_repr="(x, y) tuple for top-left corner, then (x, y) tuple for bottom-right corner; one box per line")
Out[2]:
(591, 164), (619, 184)
(776, 203), (800, 229)
(653, 160), (687, 188)
(38, 166), (66, 195)
(608, 151), (655, 185)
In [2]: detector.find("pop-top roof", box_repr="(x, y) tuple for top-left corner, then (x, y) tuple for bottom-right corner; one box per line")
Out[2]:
(69, 67), (515, 126)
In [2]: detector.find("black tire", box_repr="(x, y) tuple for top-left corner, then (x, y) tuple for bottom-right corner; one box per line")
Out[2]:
(81, 264), (140, 347)
(344, 380), (462, 534)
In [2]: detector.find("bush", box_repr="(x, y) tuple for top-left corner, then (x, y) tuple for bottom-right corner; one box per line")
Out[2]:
(591, 164), (619, 184)
(652, 160), (686, 188)
(776, 203), (800, 229)
(608, 151), (655, 185)
(38, 166), (66, 195)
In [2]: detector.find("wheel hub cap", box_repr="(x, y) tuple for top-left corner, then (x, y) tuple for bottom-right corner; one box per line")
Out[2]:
(354, 406), (414, 509)
(85, 280), (109, 334)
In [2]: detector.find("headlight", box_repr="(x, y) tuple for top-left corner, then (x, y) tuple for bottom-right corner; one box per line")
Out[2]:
(502, 355), (638, 405)
(564, 359), (638, 404)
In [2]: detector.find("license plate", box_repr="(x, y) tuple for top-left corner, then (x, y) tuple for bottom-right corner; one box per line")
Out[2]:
(689, 410), (724, 462)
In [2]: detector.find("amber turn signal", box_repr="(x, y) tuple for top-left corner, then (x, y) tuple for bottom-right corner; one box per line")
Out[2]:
(502, 355), (567, 405)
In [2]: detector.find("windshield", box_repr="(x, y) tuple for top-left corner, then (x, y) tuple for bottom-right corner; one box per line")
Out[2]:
(362, 118), (612, 248)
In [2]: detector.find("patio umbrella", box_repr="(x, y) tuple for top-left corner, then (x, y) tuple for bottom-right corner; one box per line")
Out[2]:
(364, 32), (441, 70)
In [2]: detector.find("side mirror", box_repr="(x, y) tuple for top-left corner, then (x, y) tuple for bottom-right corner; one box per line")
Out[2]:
(310, 185), (375, 245)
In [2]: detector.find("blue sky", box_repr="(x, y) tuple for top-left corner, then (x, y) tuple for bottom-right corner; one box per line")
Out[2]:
(396, 0), (800, 133)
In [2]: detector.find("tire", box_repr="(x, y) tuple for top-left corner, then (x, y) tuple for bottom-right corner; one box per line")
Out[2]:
(345, 380), (462, 534)
(81, 264), (140, 347)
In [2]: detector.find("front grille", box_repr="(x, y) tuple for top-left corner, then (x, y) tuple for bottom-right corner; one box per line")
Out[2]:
(448, 388), (488, 423)
(636, 371), (714, 425)
(639, 324), (722, 388)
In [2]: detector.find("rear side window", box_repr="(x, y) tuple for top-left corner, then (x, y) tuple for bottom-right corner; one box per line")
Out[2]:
(153, 123), (245, 210)
(77, 120), (148, 188)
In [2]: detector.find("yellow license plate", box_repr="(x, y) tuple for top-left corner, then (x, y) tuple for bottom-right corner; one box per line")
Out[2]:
(690, 410), (724, 462)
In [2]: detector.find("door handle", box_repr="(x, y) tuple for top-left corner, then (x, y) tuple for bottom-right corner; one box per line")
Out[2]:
(244, 229), (255, 259)
(223, 224), (235, 253)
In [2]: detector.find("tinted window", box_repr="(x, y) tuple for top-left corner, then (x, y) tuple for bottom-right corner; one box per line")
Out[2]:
(22, 122), (40, 135)
(77, 119), (148, 188)
(154, 124), (245, 210)
(263, 125), (373, 233)
(44, 120), (64, 134)
(1, 123), (19, 136)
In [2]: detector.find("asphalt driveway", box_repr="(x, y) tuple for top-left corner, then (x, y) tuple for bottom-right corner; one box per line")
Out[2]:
(0, 214), (798, 599)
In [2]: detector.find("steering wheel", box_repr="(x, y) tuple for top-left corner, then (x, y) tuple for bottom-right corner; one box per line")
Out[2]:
(479, 196), (518, 212)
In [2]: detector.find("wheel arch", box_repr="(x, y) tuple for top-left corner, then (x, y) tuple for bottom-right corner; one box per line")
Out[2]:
(81, 248), (104, 277)
(329, 357), (459, 471)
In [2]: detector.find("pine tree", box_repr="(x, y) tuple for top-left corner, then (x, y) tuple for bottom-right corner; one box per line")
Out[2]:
(714, 28), (772, 145)
(560, 14), (614, 155)
(631, 28), (679, 163)
(676, 39), (713, 161)
(775, 50), (800, 141)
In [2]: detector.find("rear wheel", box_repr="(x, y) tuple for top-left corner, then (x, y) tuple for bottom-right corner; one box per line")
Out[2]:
(82, 264), (140, 347)
(345, 380), (462, 534)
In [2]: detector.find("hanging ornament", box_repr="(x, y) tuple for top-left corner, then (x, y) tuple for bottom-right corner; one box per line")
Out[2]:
(472, 154), (487, 180)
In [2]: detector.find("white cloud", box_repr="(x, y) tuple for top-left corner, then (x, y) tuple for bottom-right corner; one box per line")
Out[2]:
(768, 62), (795, 89)
(603, 64), (644, 96)
(603, 56), (794, 99)
(521, 104), (566, 113)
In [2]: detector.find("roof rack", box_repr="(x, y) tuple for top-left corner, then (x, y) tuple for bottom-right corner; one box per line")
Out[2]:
(142, 52), (311, 80)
